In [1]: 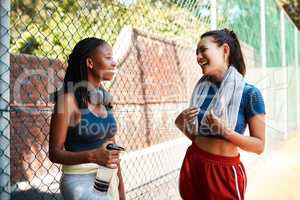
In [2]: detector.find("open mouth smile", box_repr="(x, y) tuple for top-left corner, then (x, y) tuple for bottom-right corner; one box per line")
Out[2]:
(199, 61), (209, 68)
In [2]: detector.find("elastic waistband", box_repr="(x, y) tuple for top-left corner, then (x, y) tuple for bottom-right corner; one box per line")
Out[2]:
(62, 163), (98, 174)
(190, 142), (241, 165)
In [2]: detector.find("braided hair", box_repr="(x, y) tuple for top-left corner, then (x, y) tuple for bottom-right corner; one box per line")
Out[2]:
(59, 37), (107, 109)
(200, 28), (246, 76)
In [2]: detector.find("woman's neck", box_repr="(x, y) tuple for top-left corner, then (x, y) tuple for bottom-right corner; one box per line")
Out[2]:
(210, 69), (227, 82)
(209, 63), (229, 82)
(87, 73), (102, 88)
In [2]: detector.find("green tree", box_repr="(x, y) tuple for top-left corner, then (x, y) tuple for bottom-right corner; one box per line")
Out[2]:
(11, 0), (208, 60)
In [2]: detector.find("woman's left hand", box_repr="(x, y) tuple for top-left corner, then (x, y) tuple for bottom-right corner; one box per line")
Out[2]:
(205, 110), (229, 136)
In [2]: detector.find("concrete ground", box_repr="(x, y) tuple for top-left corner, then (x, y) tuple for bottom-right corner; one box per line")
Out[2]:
(246, 130), (300, 200)
(11, 131), (300, 200)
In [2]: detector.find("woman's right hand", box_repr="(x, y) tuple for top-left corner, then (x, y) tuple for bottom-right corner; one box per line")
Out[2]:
(175, 106), (199, 129)
(91, 141), (120, 168)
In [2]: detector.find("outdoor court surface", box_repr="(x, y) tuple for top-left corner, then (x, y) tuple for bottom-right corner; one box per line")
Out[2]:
(246, 130), (300, 200)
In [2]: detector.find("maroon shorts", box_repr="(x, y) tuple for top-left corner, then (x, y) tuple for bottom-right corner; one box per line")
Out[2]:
(179, 142), (247, 200)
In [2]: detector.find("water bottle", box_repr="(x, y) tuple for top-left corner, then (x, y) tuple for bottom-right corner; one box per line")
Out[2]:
(93, 144), (125, 197)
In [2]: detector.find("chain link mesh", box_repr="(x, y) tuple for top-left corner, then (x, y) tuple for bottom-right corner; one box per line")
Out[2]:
(0, 0), (299, 199)
(217, 0), (261, 66)
(285, 12), (298, 131)
(266, 0), (281, 67)
(0, 1), (11, 200)
(285, 15), (295, 67)
(8, 1), (209, 199)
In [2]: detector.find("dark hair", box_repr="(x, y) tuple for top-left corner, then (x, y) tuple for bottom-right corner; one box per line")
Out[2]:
(53, 37), (107, 109)
(200, 28), (246, 76)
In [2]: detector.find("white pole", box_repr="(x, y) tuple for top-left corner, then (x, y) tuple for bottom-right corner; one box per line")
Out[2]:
(280, 10), (286, 67)
(259, 0), (269, 154)
(280, 9), (288, 138)
(296, 29), (299, 68)
(210, 0), (217, 30)
(260, 0), (266, 68)
(295, 28), (300, 128)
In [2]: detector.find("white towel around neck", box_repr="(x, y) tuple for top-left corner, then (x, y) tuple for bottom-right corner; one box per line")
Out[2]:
(189, 66), (245, 136)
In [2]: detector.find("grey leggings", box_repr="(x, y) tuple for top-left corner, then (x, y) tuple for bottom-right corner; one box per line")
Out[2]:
(60, 173), (113, 200)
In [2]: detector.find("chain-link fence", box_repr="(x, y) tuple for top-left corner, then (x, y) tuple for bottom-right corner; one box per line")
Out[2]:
(0, 1), (10, 200)
(1, 0), (300, 199)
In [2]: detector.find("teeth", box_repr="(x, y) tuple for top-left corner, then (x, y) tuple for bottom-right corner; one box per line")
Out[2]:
(200, 62), (208, 67)
(199, 60), (208, 65)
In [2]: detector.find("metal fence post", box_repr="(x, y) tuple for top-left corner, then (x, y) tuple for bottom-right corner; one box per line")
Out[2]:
(295, 28), (300, 128)
(280, 10), (288, 138)
(260, 0), (266, 68)
(280, 10), (286, 68)
(0, 0), (11, 200)
(296, 29), (299, 69)
(259, 0), (269, 153)
(210, 0), (217, 30)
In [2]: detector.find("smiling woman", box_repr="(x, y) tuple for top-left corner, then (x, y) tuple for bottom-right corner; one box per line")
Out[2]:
(196, 29), (246, 81)
(175, 29), (266, 200)
(48, 38), (125, 200)
(86, 43), (117, 82)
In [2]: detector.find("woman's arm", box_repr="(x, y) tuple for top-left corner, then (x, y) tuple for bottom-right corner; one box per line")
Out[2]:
(206, 111), (265, 154)
(223, 115), (265, 154)
(48, 94), (119, 166)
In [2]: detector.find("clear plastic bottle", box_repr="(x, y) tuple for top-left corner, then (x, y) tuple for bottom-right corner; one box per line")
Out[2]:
(93, 144), (125, 199)
(93, 165), (116, 199)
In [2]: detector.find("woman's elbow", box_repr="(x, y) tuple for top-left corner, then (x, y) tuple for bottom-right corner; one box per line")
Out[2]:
(174, 116), (183, 130)
(49, 149), (60, 163)
(255, 143), (265, 155)
(48, 152), (56, 163)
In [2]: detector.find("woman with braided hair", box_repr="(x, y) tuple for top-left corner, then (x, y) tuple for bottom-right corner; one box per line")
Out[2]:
(175, 29), (266, 200)
(49, 38), (126, 200)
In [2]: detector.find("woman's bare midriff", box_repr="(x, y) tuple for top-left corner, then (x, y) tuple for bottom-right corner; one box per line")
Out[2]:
(194, 135), (239, 157)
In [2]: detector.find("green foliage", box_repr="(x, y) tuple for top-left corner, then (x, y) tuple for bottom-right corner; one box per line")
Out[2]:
(280, 0), (300, 30)
(10, 0), (209, 60)
(18, 35), (40, 54)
